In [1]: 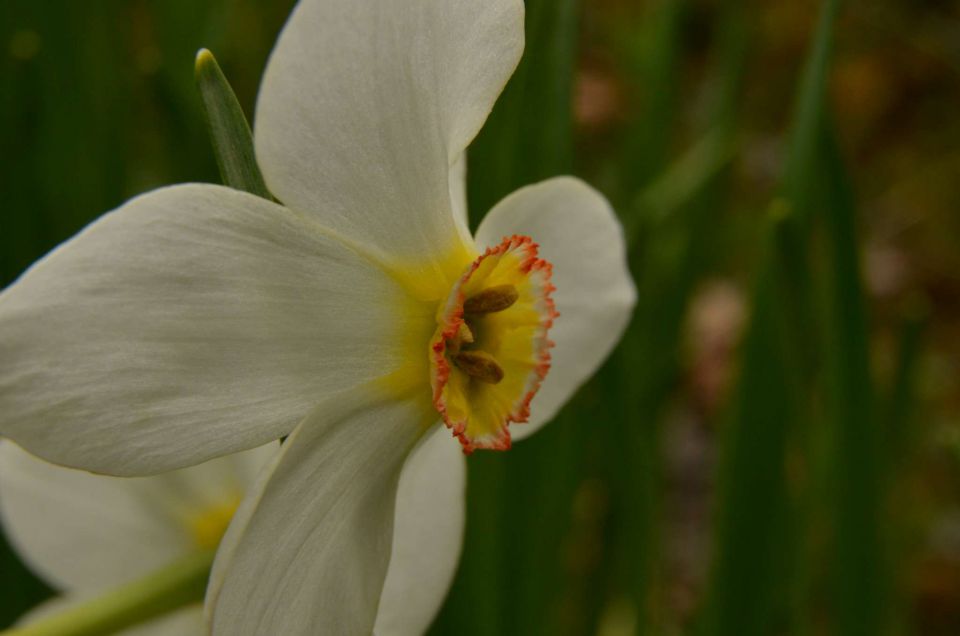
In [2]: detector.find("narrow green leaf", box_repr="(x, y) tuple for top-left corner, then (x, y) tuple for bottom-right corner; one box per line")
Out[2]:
(625, 127), (736, 249)
(699, 209), (803, 636)
(771, 2), (841, 632)
(883, 295), (928, 636)
(617, 0), (686, 195)
(580, 0), (692, 627)
(781, 0), (841, 214)
(611, 3), (748, 632)
(885, 296), (928, 466)
(194, 49), (272, 200)
(818, 120), (884, 636)
(702, 1), (839, 634)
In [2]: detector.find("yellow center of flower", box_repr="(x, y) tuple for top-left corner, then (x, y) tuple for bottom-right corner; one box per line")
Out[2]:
(187, 495), (241, 550)
(428, 236), (557, 452)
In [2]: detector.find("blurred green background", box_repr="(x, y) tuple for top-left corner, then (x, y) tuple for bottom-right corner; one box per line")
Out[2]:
(3, 0), (960, 634)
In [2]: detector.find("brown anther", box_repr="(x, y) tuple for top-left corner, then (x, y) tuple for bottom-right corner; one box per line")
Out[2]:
(464, 284), (519, 314)
(454, 350), (504, 384)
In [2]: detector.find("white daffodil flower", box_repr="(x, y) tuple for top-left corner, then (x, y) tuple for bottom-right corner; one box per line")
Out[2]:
(0, 0), (635, 634)
(0, 441), (277, 635)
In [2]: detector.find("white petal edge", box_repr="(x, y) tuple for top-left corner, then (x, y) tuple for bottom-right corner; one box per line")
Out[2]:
(450, 153), (469, 234)
(0, 441), (276, 592)
(374, 423), (466, 636)
(475, 177), (637, 441)
(0, 184), (412, 475)
(18, 597), (204, 636)
(206, 383), (436, 636)
(254, 0), (524, 263)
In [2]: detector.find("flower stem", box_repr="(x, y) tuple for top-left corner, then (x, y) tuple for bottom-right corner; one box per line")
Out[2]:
(1, 550), (215, 636)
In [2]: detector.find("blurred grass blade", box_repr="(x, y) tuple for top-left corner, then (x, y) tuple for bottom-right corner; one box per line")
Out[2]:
(883, 295), (928, 634)
(612, 3), (748, 631)
(626, 127), (736, 248)
(700, 209), (803, 636)
(194, 49), (272, 200)
(618, 0), (686, 195)
(885, 296), (929, 466)
(818, 121), (884, 636)
(702, 1), (839, 633)
(781, 0), (841, 213)
(605, 128), (737, 636)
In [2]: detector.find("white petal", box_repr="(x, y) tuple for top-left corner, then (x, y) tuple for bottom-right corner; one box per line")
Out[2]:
(0, 441), (276, 592)
(18, 597), (204, 636)
(375, 423), (466, 636)
(475, 177), (636, 441)
(254, 0), (524, 263)
(0, 184), (412, 475)
(206, 384), (435, 636)
(141, 442), (279, 518)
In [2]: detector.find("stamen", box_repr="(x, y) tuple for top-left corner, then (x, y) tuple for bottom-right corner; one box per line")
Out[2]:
(464, 285), (519, 314)
(457, 322), (475, 344)
(429, 235), (557, 452)
(454, 350), (505, 384)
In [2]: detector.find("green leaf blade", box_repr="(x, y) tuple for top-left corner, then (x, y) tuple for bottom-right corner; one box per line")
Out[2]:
(194, 49), (272, 200)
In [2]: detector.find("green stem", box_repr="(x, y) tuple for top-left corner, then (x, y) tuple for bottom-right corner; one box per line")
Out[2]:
(1, 550), (214, 636)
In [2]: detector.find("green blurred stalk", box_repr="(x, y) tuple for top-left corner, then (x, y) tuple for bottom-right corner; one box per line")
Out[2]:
(698, 208), (804, 636)
(884, 297), (928, 464)
(882, 297), (928, 636)
(701, 1), (839, 634)
(774, 3), (842, 632)
(780, 0), (842, 218)
(612, 114), (739, 636)
(626, 127), (736, 250)
(585, 3), (691, 627)
(618, 0), (686, 196)
(604, 3), (748, 632)
(818, 120), (884, 636)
